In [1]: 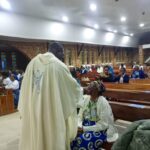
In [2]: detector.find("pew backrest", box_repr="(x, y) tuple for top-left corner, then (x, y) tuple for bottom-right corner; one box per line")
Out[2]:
(104, 83), (150, 90)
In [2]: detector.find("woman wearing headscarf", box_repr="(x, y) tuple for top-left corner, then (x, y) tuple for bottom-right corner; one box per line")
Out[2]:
(71, 81), (118, 149)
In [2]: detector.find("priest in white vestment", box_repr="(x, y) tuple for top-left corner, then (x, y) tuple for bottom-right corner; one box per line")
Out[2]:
(18, 42), (82, 150)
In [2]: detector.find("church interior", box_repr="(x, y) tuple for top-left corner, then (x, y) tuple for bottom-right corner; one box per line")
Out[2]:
(0, 0), (150, 150)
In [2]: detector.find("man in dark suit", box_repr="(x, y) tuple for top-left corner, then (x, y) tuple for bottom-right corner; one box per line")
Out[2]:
(115, 68), (129, 83)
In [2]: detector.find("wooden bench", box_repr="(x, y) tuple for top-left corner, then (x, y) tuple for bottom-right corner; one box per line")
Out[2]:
(0, 88), (15, 116)
(129, 79), (150, 84)
(104, 83), (150, 91)
(104, 89), (150, 103)
(102, 82), (150, 121)
(109, 101), (150, 121)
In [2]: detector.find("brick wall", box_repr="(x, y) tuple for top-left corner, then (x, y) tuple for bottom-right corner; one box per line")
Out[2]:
(0, 40), (139, 67)
(0, 40), (47, 60)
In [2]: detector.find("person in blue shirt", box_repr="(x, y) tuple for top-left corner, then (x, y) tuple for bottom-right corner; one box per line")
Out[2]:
(131, 66), (145, 79)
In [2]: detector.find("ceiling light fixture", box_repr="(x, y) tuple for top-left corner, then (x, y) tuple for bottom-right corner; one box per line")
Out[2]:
(107, 28), (112, 32)
(90, 3), (97, 11)
(105, 32), (115, 42)
(114, 30), (118, 33)
(122, 36), (130, 44)
(94, 24), (99, 29)
(121, 16), (126, 22)
(62, 16), (69, 22)
(139, 23), (144, 27)
(0, 0), (11, 10)
(130, 33), (134, 36)
(83, 28), (95, 39)
(50, 23), (64, 35)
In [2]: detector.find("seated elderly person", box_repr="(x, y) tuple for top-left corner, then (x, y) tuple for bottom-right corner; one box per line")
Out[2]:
(5, 74), (19, 109)
(71, 81), (118, 149)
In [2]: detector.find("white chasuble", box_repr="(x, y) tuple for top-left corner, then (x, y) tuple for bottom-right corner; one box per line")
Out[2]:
(18, 52), (82, 150)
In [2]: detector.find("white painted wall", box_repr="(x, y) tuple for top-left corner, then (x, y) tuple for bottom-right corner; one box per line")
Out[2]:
(142, 44), (150, 49)
(0, 11), (138, 47)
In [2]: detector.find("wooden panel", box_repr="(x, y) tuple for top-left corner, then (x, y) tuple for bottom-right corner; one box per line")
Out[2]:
(6, 90), (14, 113)
(104, 89), (150, 102)
(104, 83), (150, 91)
(129, 79), (150, 84)
(109, 101), (150, 121)
(0, 96), (7, 115)
(0, 89), (15, 116)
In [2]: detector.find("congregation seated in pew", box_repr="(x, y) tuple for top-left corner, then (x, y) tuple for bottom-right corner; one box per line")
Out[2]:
(70, 63), (150, 87)
(131, 65), (146, 79)
(72, 81), (118, 149)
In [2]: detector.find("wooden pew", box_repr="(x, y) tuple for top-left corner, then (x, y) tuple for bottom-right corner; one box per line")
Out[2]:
(104, 89), (150, 103)
(109, 101), (150, 121)
(0, 88), (15, 116)
(104, 83), (150, 91)
(129, 79), (150, 84)
(103, 85), (150, 121)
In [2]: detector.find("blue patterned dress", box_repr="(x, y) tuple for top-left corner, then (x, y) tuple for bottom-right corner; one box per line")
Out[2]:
(71, 101), (107, 150)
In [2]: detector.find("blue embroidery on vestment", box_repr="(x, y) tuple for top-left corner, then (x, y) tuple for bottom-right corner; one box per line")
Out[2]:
(33, 69), (43, 93)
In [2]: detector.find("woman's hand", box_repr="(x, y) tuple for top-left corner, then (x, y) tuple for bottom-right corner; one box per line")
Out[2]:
(77, 127), (83, 134)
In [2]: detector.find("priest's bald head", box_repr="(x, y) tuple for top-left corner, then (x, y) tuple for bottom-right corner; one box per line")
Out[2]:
(48, 42), (64, 62)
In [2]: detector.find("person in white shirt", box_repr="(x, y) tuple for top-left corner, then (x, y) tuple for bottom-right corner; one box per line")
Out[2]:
(119, 64), (126, 70)
(71, 81), (118, 149)
(97, 65), (104, 73)
(5, 74), (19, 90)
(2, 71), (12, 86)
(5, 74), (19, 108)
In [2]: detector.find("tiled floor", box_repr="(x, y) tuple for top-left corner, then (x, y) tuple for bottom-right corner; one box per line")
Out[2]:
(0, 113), (132, 150)
(0, 112), (20, 150)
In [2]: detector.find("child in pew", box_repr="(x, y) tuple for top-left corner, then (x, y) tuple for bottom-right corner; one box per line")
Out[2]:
(71, 81), (118, 149)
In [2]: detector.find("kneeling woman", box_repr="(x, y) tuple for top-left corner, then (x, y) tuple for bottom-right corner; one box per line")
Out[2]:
(71, 81), (118, 149)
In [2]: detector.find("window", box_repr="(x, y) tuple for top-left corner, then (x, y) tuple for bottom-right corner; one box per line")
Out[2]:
(1, 52), (7, 70)
(11, 52), (17, 69)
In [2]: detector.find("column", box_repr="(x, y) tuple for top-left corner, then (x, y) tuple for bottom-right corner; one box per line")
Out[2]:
(139, 45), (144, 64)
